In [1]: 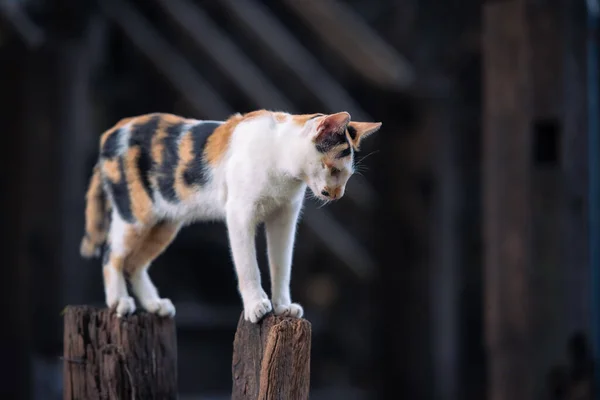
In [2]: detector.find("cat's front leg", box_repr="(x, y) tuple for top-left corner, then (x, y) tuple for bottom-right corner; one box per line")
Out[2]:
(226, 203), (272, 323)
(265, 201), (304, 319)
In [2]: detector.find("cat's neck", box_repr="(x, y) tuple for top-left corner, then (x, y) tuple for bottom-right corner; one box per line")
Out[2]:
(271, 120), (311, 182)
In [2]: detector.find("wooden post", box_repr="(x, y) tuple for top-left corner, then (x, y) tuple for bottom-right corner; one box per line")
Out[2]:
(63, 306), (178, 400)
(483, 1), (533, 400)
(232, 313), (311, 400)
(561, 0), (590, 339)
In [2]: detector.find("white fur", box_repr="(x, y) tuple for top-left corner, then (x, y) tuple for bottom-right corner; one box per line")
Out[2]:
(105, 112), (355, 323)
(104, 210), (137, 317)
(130, 267), (176, 317)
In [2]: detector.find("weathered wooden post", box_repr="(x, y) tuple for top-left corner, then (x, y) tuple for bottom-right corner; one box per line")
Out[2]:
(232, 313), (312, 400)
(62, 305), (178, 400)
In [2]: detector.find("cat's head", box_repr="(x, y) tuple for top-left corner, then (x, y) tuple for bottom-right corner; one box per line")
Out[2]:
(299, 112), (381, 201)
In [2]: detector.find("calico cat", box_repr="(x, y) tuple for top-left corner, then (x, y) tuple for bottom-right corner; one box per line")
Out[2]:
(80, 110), (381, 323)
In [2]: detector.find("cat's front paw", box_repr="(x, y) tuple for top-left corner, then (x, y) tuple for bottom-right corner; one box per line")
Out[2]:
(273, 302), (304, 318)
(244, 299), (273, 323)
(144, 298), (176, 318)
(113, 296), (136, 318)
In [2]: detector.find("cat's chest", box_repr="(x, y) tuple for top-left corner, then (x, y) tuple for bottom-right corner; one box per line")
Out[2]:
(254, 180), (305, 220)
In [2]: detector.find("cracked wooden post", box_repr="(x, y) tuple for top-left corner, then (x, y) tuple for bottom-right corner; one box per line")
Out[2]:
(62, 305), (178, 400)
(232, 313), (312, 400)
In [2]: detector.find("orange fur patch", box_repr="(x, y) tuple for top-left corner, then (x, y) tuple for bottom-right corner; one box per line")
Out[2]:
(205, 113), (244, 166)
(322, 185), (342, 199)
(347, 121), (382, 151)
(129, 114), (155, 129)
(244, 110), (289, 123)
(106, 253), (125, 270)
(124, 147), (153, 224)
(243, 110), (271, 120)
(102, 212), (159, 273)
(152, 126), (167, 167)
(175, 129), (196, 200)
(273, 112), (288, 123)
(151, 113), (190, 166)
(321, 143), (351, 163)
(102, 266), (111, 285)
(291, 113), (324, 126)
(102, 159), (121, 183)
(124, 224), (144, 249)
(84, 165), (106, 243)
(124, 221), (179, 274)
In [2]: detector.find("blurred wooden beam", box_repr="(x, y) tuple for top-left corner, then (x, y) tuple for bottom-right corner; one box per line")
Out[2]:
(0, 0), (44, 47)
(219, 0), (371, 122)
(155, 0), (293, 111)
(282, 0), (414, 91)
(303, 204), (376, 280)
(99, 0), (232, 119)
(483, 1), (533, 400)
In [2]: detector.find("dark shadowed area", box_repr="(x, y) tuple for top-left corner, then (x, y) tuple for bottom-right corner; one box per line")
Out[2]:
(0, 0), (596, 399)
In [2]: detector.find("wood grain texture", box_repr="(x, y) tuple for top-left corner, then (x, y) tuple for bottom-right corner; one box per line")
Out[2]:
(232, 313), (311, 400)
(63, 305), (177, 400)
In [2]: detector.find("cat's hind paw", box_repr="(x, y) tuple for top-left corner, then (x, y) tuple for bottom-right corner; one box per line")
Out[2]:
(245, 299), (272, 323)
(144, 298), (176, 318)
(114, 296), (136, 318)
(273, 303), (304, 318)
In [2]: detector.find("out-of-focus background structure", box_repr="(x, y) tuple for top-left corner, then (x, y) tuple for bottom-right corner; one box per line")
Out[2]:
(0, 0), (597, 399)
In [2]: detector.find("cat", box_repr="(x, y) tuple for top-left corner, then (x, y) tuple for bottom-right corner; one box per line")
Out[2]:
(80, 110), (381, 323)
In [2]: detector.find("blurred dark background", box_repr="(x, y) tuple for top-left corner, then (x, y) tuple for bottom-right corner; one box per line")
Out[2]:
(0, 0), (596, 399)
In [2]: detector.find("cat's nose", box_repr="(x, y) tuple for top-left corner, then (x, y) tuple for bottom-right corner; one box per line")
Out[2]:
(330, 187), (343, 199)
(322, 188), (341, 200)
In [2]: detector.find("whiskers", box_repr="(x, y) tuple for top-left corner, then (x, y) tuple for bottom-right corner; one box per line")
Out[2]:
(304, 190), (331, 208)
(317, 200), (331, 209)
(352, 149), (379, 177)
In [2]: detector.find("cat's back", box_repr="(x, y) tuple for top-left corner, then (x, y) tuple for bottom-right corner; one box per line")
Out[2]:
(99, 112), (194, 157)
(97, 112), (226, 223)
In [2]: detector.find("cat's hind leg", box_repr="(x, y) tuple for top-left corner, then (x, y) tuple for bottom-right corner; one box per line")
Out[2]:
(103, 212), (141, 317)
(125, 220), (181, 317)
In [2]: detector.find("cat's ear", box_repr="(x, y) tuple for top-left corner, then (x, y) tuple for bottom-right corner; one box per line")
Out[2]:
(314, 112), (351, 141)
(347, 121), (382, 151)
